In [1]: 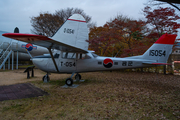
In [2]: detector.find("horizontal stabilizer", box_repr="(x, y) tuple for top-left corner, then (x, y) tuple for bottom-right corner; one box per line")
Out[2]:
(143, 62), (172, 65)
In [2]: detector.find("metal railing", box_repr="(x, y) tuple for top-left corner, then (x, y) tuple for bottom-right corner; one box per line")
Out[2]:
(0, 42), (12, 69)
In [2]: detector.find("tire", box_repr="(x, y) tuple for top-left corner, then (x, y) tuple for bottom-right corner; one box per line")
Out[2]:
(42, 75), (50, 82)
(75, 73), (81, 81)
(65, 78), (73, 86)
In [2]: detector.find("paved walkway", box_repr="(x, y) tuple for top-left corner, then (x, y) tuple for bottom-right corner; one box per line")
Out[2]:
(0, 83), (48, 101)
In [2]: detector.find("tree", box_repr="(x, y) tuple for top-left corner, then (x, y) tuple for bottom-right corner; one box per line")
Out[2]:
(146, 1), (180, 11)
(31, 12), (64, 37)
(30, 8), (92, 37)
(88, 26), (117, 56)
(106, 15), (148, 56)
(88, 14), (148, 57)
(143, 6), (180, 37)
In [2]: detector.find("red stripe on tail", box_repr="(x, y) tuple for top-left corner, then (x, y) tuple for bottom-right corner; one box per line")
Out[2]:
(155, 33), (177, 45)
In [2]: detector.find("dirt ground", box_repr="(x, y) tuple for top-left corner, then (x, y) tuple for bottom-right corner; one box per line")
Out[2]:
(0, 69), (180, 119)
(1, 69), (180, 88)
(0, 69), (71, 86)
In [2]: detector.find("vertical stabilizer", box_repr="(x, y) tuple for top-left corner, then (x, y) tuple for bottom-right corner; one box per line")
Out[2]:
(142, 33), (177, 63)
(52, 14), (89, 50)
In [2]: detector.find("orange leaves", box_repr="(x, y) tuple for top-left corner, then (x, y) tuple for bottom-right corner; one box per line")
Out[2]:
(88, 15), (148, 57)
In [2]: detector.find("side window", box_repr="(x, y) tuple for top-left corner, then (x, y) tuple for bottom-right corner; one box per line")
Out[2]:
(62, 52), (76, 59)
(71, 53), (76, 58)
(78, 54), (86, 59)
(54, 53), (60, 58)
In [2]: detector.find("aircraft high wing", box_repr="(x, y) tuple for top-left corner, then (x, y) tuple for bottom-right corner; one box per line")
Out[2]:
(2, 14), (177, 86)
(3, 14), (89, 53)
(0, 31), (49, 61)
(3, 33), (88, 53)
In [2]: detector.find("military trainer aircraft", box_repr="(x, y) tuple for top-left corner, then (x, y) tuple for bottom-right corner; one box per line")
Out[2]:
(2, 14), (177, 86)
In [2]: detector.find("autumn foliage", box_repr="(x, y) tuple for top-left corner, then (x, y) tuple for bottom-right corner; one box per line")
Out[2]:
(143, 6), (180, 38)
(30, 7), (179, 57)
(88, 6), (180, 57)
(88, 15), (151, 57)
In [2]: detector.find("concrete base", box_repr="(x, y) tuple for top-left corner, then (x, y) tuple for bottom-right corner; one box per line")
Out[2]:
(61, 84), (79, 88)
(73, 80), (85, 82)
(61, 80), (85, 88)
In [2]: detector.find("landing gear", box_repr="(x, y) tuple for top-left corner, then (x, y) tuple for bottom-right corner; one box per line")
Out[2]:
(65, 78), (74, 86)
(65, 73), (82, 86)
(42, 74), (50, 83)
(75, 73), (81, 82)
(42, 73), (82, 86)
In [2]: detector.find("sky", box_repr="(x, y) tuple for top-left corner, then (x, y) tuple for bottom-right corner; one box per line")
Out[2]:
(0, 0), (148, 33)
(0, 0), (179, 38)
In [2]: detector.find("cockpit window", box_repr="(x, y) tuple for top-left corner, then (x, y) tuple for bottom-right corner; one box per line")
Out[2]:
(62, 52), (76, 59)
(54, 53), (60, 58)
(83, 54), (91, 59)
(78, 54), (86, 59)
(71, 53), (76, 58)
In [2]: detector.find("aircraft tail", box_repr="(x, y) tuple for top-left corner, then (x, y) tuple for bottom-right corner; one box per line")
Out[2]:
(52, 14), (89, 50)
(142, 33), (177, 64)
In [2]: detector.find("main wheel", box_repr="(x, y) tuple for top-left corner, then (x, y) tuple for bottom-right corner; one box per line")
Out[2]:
(65, 78), (73, 86)
(75, 73), (81, 81)
(42, 75), (50, 82)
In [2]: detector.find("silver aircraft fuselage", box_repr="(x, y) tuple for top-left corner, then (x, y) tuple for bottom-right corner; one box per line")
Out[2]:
(32, 51), (152, 73)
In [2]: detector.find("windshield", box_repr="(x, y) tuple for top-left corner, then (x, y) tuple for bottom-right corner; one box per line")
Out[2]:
(91, 53), (99, 58)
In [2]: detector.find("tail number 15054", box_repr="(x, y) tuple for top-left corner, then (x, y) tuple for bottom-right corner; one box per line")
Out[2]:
(149, 50), (166, 56)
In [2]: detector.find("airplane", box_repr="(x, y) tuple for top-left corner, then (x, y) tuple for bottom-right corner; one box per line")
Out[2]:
(2, 14), (177, 86)
(0, 30), (49, 61)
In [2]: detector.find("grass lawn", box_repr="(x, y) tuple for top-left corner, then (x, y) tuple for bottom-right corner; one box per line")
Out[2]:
(0, 71), (180, 119)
